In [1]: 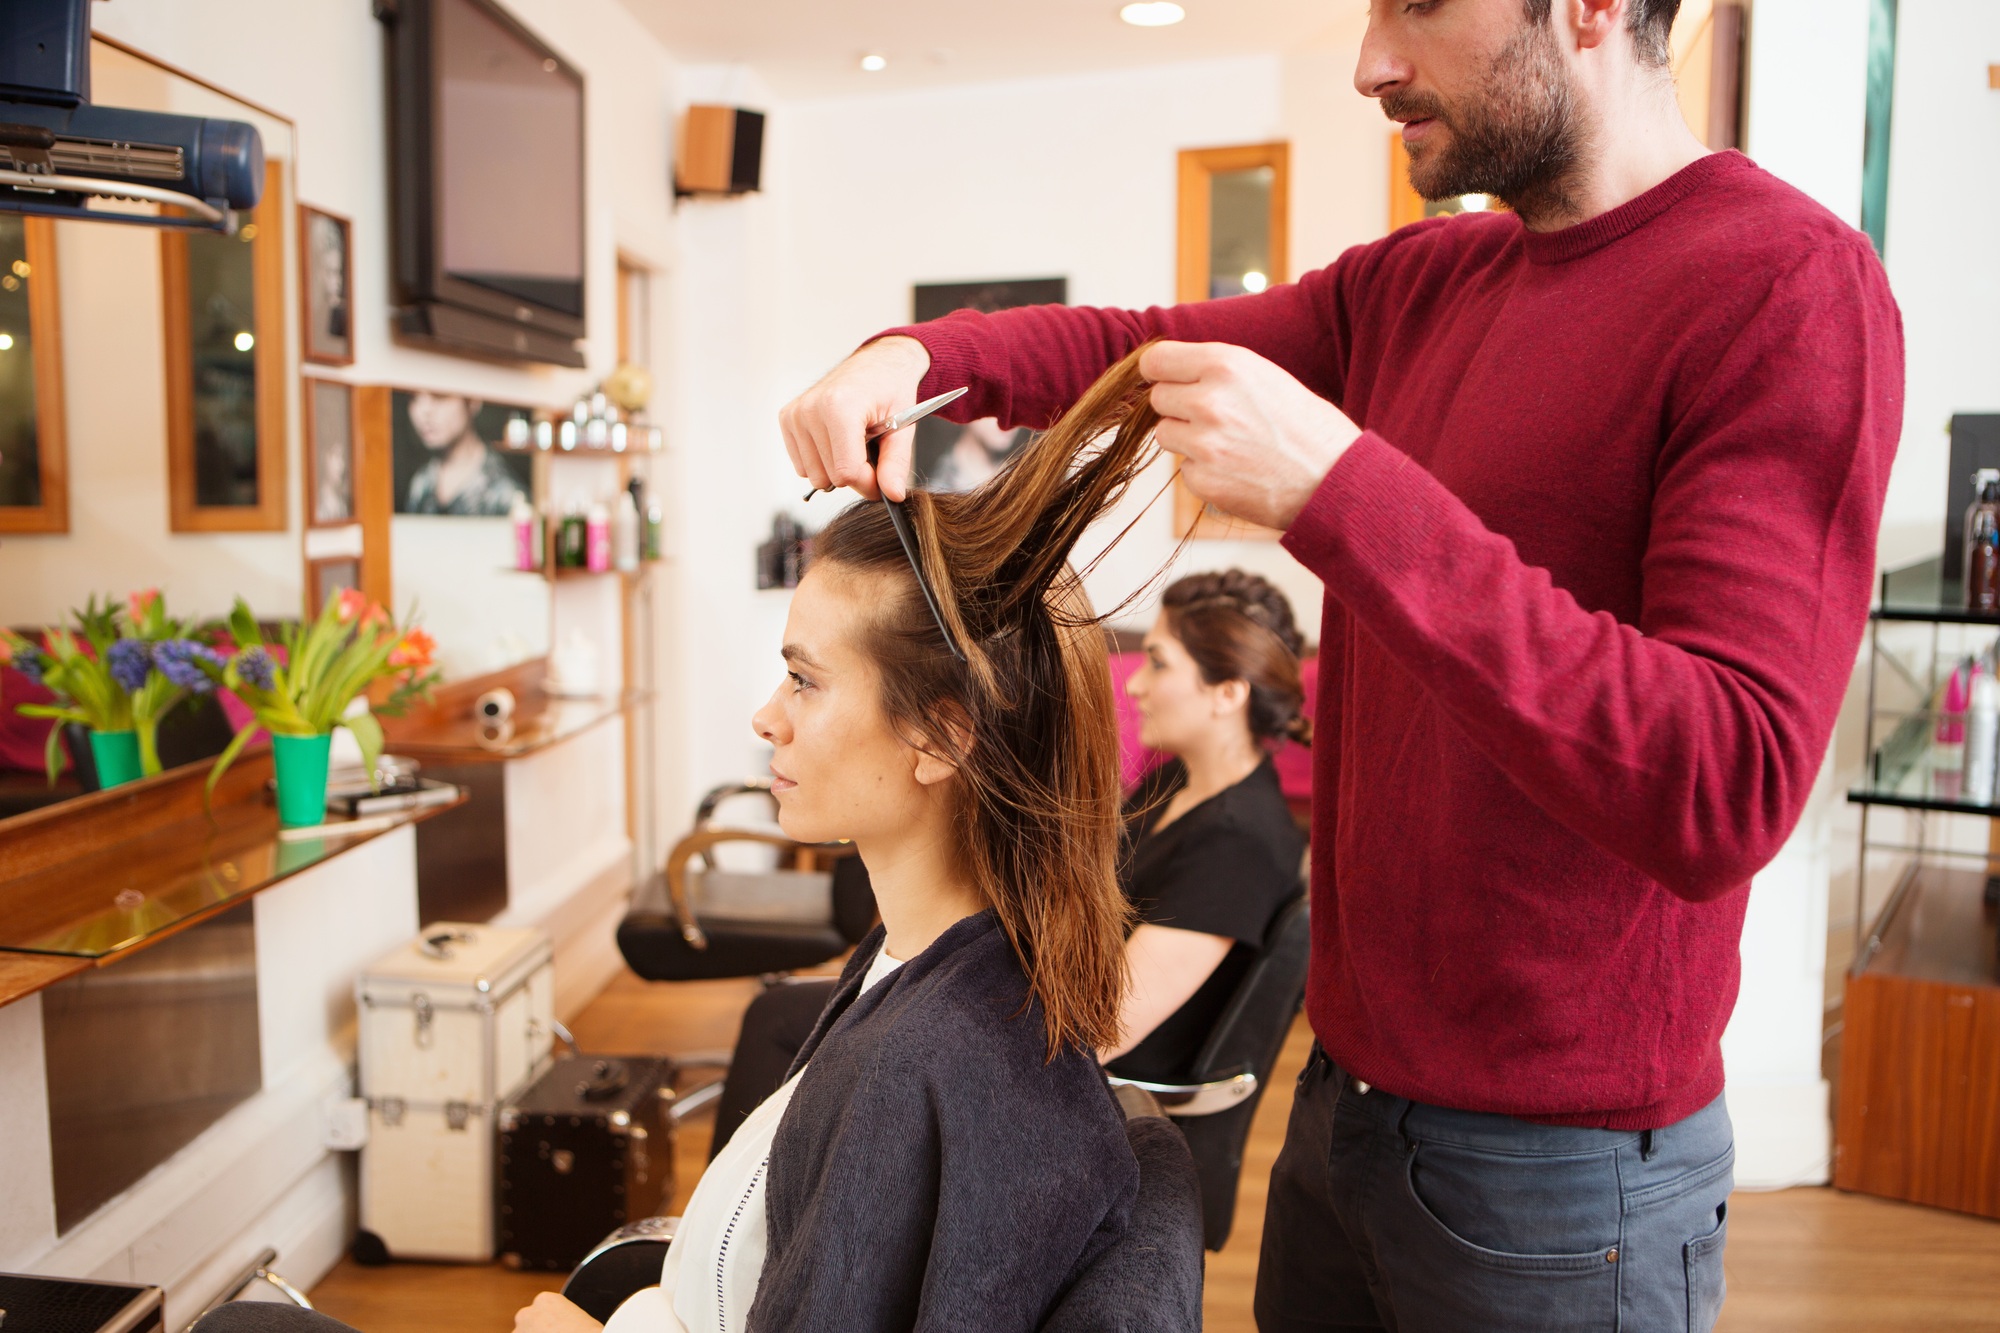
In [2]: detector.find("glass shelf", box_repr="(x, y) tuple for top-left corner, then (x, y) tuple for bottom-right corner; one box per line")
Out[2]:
(1875, 555), (2000, 625)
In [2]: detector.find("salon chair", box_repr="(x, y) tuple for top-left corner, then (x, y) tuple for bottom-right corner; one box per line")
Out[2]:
(1107, 889), (1312, 1250)
(561, 1085), (1204, 1332)
(616, 781), (876, 985)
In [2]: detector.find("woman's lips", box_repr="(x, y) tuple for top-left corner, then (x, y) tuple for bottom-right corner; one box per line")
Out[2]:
(769, 767), (797, 794)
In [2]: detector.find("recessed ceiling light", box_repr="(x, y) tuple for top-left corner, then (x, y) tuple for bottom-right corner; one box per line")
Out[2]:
(860, 53), (888, 72)
(1120, 2), (1186, 26)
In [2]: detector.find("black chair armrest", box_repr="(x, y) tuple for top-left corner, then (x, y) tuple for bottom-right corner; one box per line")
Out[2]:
(562, 1217), (679, 1324)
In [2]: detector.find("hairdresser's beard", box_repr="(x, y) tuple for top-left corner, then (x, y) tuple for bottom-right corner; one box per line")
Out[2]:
(1384, 20), (1585, 229)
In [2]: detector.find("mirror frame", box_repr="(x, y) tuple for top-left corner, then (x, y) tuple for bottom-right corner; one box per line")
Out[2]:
(0, 218), (69, 534)
(1174, 141), (1289, 541)
(161, 159), (289, 532)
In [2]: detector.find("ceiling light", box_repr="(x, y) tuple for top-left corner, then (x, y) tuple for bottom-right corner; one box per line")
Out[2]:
(0, 333), (13, 351)
(1241, 271), (1268, 294)
(1120, 2), (1186, 26)
(1461, 194), (1491, 212)
(234, 331), (255, 352)
(860, 53), (888, 72)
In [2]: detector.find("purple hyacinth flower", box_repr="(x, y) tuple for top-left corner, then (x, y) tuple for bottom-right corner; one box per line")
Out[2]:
(108, 638), (152, 692)
(154, 639), (225, 693)
(236, 646), (277, 692)
(13, 646), (46, 685)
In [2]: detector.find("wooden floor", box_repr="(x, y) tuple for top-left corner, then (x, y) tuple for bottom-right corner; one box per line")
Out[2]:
(311, 970), (2000, 1332)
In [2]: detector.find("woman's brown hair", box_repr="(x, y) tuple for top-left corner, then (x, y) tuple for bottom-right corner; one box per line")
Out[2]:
(1159, 569), (1311, 746)
(810, 346), (1165, 1058)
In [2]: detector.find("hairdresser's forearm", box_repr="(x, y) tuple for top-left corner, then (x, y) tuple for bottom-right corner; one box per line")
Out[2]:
(877, 268), (1347, 430)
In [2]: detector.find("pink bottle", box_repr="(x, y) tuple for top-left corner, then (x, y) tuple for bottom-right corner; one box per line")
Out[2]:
(1935, 666), (1971, 799)
(586, 501), (611, 573)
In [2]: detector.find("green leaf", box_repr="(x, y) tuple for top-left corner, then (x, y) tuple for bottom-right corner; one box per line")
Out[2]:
(42, 720), (64, 786)
(204, 722), (260, 819)
(344, 710), (385, 789)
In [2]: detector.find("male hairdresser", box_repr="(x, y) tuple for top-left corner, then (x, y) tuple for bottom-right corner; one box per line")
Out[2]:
(782, 0), (1900, 1327)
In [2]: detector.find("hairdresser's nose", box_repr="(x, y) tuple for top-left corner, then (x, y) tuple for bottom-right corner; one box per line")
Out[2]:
(1124, 665), (1147, 700)
(1355, 2), (1413, 99)
(751, 687), (788, 746)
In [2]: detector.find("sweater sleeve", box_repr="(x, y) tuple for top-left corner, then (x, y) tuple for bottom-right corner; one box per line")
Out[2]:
(1282, 243), (1902, 902)
(878, 250), (1367, 429)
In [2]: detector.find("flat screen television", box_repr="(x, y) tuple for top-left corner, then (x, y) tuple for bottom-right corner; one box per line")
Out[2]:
(380, 0), (586, 367)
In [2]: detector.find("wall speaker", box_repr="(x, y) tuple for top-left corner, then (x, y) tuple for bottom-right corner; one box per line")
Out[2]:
(676, 105), (764, 196)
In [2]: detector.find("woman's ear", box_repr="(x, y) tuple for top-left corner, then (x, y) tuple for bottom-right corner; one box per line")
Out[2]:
(1212, 677), (1251, 719)
(907, 701), (971, 788)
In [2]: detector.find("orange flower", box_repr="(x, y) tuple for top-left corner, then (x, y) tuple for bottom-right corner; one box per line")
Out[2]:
(336, 588), (370, 624)
(128, 588), (160, 622)
(389, 628), (436, 670)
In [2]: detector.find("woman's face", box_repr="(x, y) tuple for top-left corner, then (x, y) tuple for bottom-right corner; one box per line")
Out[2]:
(1125, 612), (1249, 756)
(408, 392), (478, 451)
(752, 566), (955, 847)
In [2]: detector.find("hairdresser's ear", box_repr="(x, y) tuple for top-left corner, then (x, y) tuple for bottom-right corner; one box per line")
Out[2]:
(910, 745), (960, 788)
(1213, 677), (1251, 719)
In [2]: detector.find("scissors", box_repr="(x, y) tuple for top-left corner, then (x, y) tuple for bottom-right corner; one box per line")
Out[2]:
(799, 387), (969, 503)
(800, 386), (971, 663)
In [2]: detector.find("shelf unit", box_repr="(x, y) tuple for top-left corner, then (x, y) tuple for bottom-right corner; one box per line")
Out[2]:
(1839, 555), (2000, 1220)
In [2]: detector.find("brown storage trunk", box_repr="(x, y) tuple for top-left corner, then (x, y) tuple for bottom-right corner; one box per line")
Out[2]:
(497, 1055), (676, 1271)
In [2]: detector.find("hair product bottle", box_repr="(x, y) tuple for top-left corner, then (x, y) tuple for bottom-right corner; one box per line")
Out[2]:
(557, 498), (587, 569)
(1965, 469), (2000, 612)
(644, 498), (664, 560)
(613, 489), (640, 572)
(1935, 664), (1971, 800)
(1967, 668), (2000, 807)
(510, 495), (540, 571)
(586, 501), (611, 573)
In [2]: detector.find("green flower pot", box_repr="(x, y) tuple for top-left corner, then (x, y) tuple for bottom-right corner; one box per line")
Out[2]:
(271, 732), (334, 826)
(88, 729), (143, 789)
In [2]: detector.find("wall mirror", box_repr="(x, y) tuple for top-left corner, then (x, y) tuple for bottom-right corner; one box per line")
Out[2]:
(1175, 142), (1289, 540)
(378, 387), (552, 681)
(0, 216), (66, 533)
(0, 38), (300, 819)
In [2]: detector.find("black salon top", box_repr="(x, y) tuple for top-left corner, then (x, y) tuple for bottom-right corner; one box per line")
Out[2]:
(1105, 757), (1306, 1084)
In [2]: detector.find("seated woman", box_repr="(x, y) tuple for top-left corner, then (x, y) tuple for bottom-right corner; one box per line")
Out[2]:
(1103, 571), (1309, 1083)
(515, 347), (1176, 1333)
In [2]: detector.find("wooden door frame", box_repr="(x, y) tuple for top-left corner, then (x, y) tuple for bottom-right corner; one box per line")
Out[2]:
(1173, 142), (1289, 541)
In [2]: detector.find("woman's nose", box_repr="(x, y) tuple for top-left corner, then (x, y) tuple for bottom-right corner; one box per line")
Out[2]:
(751, 690), (784, 743)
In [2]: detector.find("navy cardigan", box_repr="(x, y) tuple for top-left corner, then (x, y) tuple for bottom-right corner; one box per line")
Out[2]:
(749, 910), (1138, 1332)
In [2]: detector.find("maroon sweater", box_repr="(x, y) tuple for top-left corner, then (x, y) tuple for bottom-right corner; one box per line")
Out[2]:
(885, 153), (1903, 1127)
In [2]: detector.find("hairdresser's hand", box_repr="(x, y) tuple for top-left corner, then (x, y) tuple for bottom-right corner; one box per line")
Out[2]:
(780, 336), (932, 502)
(512, 1292), (602, 1333)
(1141, 341), (1360, 532)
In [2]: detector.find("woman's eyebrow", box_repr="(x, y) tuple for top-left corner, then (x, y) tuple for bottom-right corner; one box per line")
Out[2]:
(782, 644), (825, 671)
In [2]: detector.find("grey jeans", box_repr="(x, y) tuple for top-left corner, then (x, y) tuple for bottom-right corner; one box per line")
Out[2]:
(1254, 1045), (1733, 1333)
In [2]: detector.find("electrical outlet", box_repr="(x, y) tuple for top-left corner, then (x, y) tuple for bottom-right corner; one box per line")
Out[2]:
(324, 1095), (370, 1151)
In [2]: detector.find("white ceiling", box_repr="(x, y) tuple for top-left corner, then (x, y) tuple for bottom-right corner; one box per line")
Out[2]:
(617, 0), (1371, 99)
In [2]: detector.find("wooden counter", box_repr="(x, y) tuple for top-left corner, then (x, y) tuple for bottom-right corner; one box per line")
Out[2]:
(0, 747), (462, 1009)
(378, 659), (638, 763)
(1834, 863), (2000, 1219)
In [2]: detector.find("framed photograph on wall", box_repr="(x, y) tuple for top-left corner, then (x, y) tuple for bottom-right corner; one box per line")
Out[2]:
(304, 377), (356, 527)
(909, 278), (1065, 493)
(306, 554), (360, 619)
(390, 389), (536, 517)
(299, 204), (354, 367)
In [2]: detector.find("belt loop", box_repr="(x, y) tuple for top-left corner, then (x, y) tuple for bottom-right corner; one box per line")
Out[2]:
(1640, 1128), (1657, 1162)
(1396, 1099), (1417, 1153)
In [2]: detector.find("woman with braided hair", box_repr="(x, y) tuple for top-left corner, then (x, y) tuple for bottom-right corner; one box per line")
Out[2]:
(1102, 569), (1309, 1084)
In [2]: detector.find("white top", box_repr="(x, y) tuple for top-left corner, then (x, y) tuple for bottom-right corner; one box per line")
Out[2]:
(603, 948), (905, 1333)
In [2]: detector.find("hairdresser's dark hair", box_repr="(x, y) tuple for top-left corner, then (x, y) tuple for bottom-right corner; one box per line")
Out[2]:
(1159, 569), (1310, 747)
(810, 347), (1166, 1058)
(1525, 0), (1681, 66)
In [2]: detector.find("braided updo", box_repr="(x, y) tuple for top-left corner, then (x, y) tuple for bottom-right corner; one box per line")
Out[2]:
(1159, 569), (1311, 746)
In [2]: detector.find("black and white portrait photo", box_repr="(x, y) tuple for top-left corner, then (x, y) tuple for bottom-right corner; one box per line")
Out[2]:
(300, 204), (353, 367)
